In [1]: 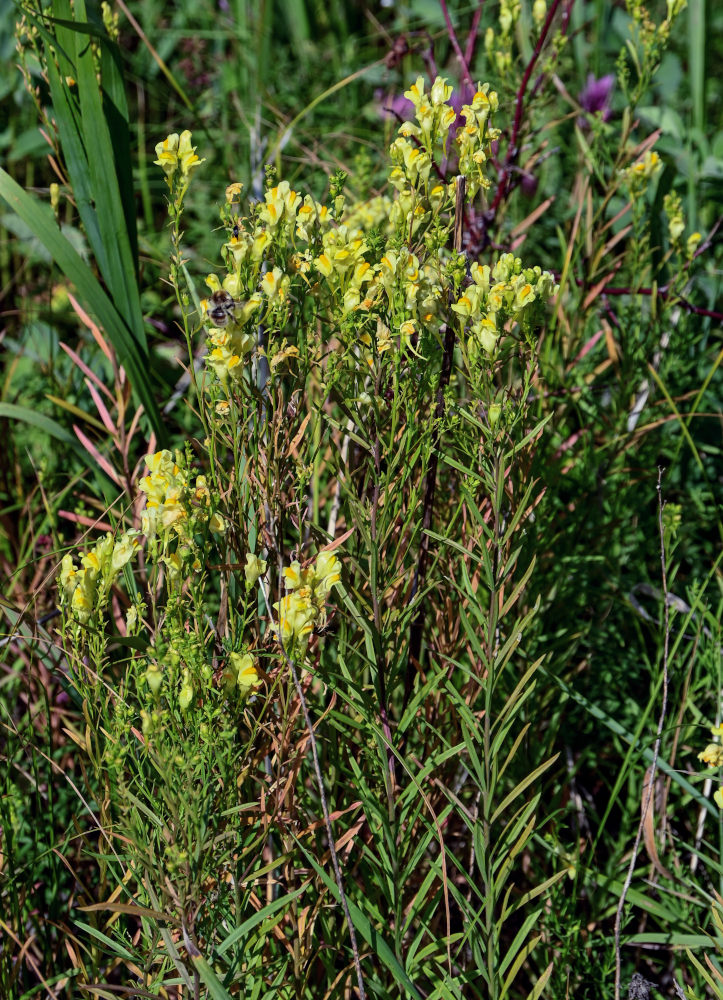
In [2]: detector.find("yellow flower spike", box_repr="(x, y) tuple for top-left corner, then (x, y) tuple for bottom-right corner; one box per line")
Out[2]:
(715, 788), (723, 810)
(71, 577), (94, 623)
(711, 723), (723, 738)
(274, 592), (316, 645)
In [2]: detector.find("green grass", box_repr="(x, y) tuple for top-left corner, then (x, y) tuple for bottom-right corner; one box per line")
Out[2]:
(1, 1), (721, 998)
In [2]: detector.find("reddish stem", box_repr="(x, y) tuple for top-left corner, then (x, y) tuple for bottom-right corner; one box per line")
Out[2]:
(489, 0), (566, 217)
(439, 0), (474, 89)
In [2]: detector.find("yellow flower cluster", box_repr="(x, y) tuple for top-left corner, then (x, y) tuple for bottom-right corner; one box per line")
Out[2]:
(451, 253), (558, 361)
(390, 77), (500, 201)
(153, 130), (204, 188)
(699, 743), (723, 768)
(455, 85), (501, 197)
(138, 449), (225, 542)
(60, 531), (138, 624)
(200, 275), (260, 384)
(153, 76), (558, 394)
(623, 149), (661, 189)
(273, 551), (342, 650)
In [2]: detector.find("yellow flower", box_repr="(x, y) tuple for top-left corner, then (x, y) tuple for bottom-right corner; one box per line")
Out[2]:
(261, 266), (286, 301)
(399, 319), (417, 350)
(209, 512), (226, 533)
(177, 130), (205, 177)
(244, 553), (267, 587)
(532, 0), (547, 25)
(111, 532), (139, 574)
(60, 553), (79, 600)
(178, 669), (194, 712)
(154, 133), (180, 177)
(274, 591), (316, 645)
(283, 560), (306, 590)
(698, 744), (723, 768)
(69, 561), (97, 621)
(225, 181), (243, 203)
(313, 551), (341, 600)
(228, 651), (259, 697)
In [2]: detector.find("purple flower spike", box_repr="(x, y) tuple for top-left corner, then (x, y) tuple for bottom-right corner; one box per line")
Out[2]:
(579, 73), (614, 121)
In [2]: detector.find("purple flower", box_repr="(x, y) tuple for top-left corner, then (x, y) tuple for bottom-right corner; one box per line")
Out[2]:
(378, 91), (415, 122)
(579, 73), (614, 121)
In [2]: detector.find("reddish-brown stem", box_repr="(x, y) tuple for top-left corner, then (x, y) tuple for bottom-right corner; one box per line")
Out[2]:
(489, 0), (568, 217)
(574, 277), (723, 323)
(464, 3), (486, 70)
(439, 0), (474, 88)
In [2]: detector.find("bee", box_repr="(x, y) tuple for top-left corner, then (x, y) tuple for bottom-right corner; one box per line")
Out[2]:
(206, 289), (244, 328)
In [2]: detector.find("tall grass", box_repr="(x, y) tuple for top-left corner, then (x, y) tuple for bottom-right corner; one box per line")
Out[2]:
(1, 1), (721, 998)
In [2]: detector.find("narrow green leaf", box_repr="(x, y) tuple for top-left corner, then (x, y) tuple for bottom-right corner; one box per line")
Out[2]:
(685, 948), (723, 997)
(491, 755), (559, 825)
(217, 885), (306, 956)
(629, 933), (712, 947)
(500, 934), (542, 1000)
(0, 169), (164, 441)
(72, 919), (135, 961)
(189, 953), (234, 1000)
(498, 908), (542, 978)
(293, 837), (424, 1000)
(0, 403), (74, 444)
(526, 962), (554, 1000)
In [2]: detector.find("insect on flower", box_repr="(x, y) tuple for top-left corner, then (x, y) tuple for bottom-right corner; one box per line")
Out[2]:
(206, 289), (245, 327)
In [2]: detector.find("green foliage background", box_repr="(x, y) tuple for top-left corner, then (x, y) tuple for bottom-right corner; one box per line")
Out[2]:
(1, 1), (721, 998)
